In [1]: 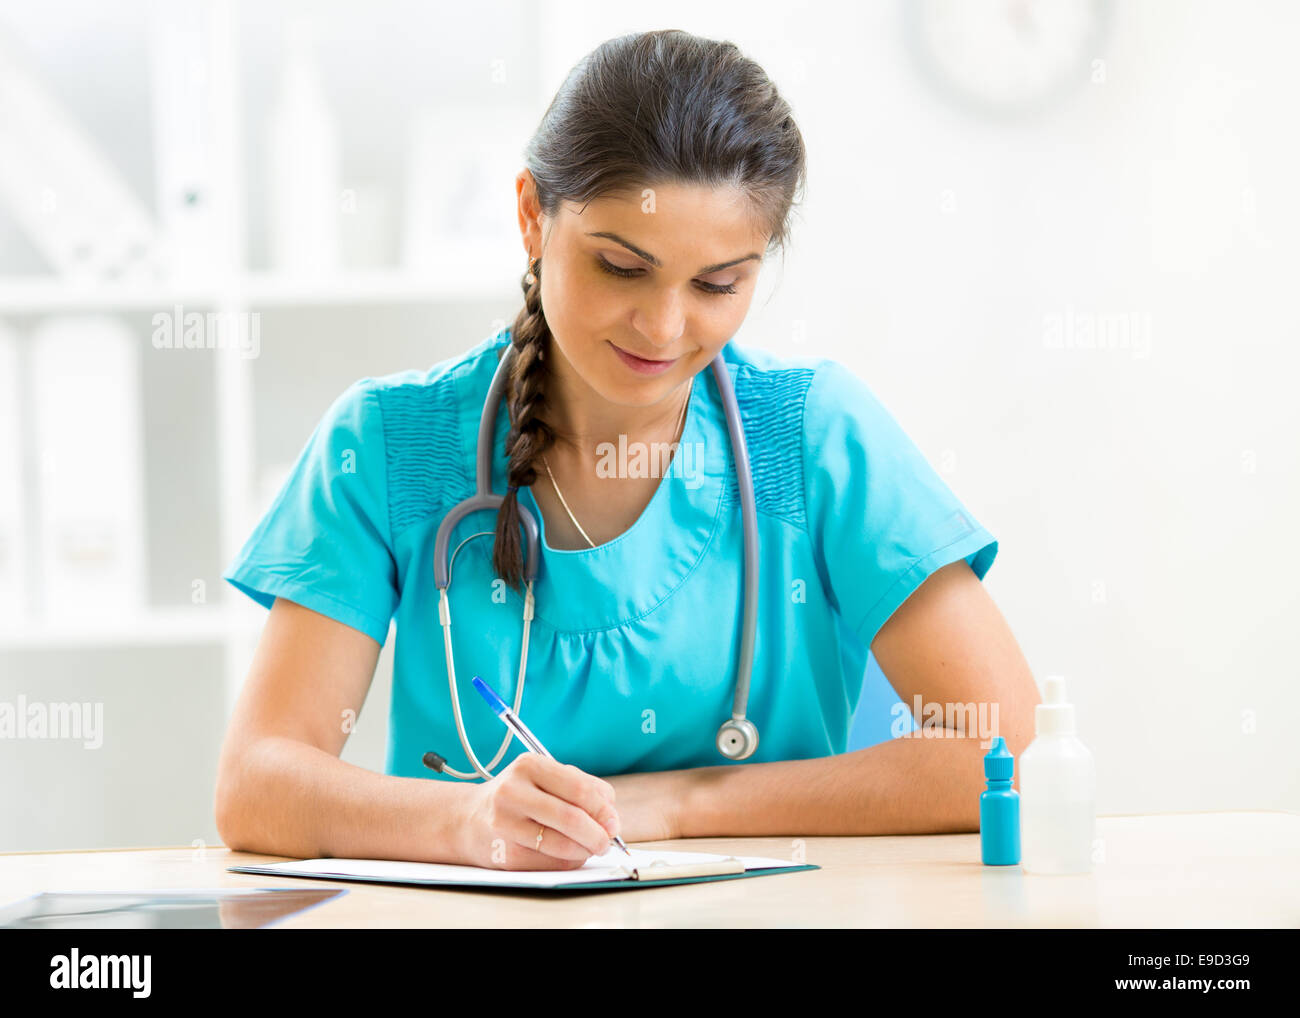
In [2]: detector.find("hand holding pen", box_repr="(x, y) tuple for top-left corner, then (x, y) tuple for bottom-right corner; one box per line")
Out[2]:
(471, 676), (631, 857)
(424, 676), (630, 862)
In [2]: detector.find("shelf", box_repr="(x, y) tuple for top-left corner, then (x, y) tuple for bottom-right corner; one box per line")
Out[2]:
(0, 607), (398, 651)
(242, 265), (508, 306)
(0, 607), (264, 651)
(0, 278), (228, 314)
(0, 262), (514, 315)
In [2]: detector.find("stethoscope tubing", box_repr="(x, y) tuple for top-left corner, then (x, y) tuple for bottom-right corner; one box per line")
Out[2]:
(430, 341), (759, 778)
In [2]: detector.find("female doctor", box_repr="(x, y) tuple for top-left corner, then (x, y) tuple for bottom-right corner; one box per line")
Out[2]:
(215, 30), (1041, 872)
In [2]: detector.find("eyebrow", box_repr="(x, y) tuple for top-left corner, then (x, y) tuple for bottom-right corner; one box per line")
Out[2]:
(585, 231), (762, 275)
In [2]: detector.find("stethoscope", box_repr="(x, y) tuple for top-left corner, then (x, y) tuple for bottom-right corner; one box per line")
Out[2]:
(423, 342), (760, 780)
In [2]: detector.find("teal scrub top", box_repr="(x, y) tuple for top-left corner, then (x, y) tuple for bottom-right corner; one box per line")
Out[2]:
(223, 329), (998, 780)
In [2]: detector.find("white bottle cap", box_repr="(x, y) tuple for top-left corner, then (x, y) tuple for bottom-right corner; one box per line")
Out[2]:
(1035, 675), (1076, 736)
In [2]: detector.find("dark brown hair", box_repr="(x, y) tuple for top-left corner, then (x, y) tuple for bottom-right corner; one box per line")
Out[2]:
(492, 28), (807, 592)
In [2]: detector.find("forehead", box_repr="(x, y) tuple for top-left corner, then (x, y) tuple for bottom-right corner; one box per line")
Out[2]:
(557, 183), (769, 250)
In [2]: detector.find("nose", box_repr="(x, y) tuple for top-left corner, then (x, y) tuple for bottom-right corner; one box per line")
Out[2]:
(630, 289), (686, 351)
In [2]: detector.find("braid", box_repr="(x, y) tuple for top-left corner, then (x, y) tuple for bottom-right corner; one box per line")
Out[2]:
(493, 256), (557, 592)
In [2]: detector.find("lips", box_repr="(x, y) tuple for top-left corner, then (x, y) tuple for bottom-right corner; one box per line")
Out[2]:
(609, 341), (680, 375)
(616, 345), (673, 362)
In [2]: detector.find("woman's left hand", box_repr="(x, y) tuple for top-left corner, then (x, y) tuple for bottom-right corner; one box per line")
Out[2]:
(599, 770), (683, 845)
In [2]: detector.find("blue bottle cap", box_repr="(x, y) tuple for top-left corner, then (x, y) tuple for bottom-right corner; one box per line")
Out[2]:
(984, 736), (1014, 780)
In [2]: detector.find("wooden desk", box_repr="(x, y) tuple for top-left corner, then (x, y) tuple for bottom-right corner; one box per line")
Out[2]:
(1, 811), (1295, 927)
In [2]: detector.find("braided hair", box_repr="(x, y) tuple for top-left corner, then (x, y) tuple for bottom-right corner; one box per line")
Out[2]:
(492, 254), (554, 590)
(491, 29), (807, 592)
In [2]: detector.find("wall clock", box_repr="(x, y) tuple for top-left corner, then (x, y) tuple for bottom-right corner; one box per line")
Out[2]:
(905, 0), (1113, 119)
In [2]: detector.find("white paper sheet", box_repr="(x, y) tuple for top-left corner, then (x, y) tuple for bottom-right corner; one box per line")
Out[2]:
(251, 846), (800, 888)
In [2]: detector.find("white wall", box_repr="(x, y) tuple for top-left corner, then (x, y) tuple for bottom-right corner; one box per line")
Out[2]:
(539, 0), (1300, 814)
(1, 1), (1295, 854)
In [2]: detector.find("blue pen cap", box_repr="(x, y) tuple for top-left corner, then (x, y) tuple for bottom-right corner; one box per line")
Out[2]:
(471, 676), (508, 716)
(984, 736), (1014, 780)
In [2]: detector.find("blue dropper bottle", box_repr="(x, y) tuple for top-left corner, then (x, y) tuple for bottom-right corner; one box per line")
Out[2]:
(980, 736), (1020, 865)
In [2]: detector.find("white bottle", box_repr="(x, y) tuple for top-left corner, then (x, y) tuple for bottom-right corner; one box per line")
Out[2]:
(1019, 676), (1096, 874)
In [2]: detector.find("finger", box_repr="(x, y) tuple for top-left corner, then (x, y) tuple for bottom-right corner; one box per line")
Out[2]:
(497, 813), (592, 865)
(526, 758), (622, 843)
(530, 756), (617, 807)
(504, 844), (588, 872)
(511, 774), (618, 858)
(518, 787), (616, 859)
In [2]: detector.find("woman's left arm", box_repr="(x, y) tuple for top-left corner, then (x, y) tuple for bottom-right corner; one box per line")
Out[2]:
(604, 560), (1041, 841)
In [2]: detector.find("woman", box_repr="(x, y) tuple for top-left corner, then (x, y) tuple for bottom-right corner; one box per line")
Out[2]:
(216, 29), (1039, 871)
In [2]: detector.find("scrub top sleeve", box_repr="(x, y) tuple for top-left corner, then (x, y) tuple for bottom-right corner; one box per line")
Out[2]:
(802, 360), (998, 650)
(222, 380), (398, 646)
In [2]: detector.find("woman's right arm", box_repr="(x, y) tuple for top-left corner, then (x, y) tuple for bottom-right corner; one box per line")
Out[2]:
(213, 596), (621, 868)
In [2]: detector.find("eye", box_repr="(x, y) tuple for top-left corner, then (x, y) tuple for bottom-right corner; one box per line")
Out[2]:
(596, 256), (737, 296)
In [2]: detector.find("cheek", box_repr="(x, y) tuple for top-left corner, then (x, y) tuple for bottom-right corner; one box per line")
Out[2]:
(539, 293), (615, 376)
(698, 308), (742, 349)
(542, 266), (618, 334)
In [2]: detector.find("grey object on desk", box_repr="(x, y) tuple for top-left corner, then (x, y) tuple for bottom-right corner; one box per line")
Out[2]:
(0, 887), (345, 929)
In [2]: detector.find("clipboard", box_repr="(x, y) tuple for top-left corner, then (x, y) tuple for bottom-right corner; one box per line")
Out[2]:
(228, 848), (817, 892)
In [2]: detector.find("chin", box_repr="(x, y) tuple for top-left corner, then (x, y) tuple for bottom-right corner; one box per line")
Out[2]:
(602, 376), (675, 407)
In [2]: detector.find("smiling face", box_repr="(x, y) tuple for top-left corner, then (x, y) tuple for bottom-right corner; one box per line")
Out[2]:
(516, 173), (771, 417)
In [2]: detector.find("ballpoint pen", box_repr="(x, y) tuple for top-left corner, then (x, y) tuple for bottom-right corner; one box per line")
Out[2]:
(467, 675), (632, 857)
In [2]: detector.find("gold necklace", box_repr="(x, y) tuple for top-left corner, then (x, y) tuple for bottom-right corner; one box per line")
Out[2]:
(542, 384), (691, 548)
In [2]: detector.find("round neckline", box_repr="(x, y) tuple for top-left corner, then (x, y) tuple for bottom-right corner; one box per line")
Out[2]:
(523, 374), (699, 557)
(472, 344), (729, 633)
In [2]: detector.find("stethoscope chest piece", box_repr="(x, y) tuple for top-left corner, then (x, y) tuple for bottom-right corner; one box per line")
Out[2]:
(716, 717), (759, 760)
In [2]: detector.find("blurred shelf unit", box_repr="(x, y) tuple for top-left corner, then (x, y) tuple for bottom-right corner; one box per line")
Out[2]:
(0, 264), (509, 314)
(0, 607), (257, 651)
(0, 6), (531, 706)
(0, 610), (396, 652)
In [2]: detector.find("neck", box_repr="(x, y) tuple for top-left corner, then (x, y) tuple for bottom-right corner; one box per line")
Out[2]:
(544, 343), (691, 455)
